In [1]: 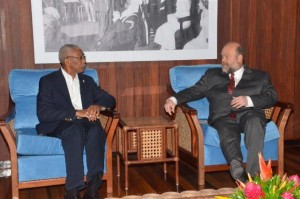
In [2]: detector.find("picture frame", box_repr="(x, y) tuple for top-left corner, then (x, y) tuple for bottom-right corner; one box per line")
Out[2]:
(31, 0), (218, 63)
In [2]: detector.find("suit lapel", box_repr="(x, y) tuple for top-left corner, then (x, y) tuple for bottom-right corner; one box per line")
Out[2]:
(236, 67), (253, 88)
(55, 69), (73, 106)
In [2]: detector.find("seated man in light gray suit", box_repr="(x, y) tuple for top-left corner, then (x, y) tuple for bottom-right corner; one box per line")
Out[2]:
(164, 41), (278, 182)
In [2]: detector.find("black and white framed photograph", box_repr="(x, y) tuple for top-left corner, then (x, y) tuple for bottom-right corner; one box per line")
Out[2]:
(31, 0), (218, 63)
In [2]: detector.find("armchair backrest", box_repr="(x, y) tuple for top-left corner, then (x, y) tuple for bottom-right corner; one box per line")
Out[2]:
(169, 64), (221, 119)
(8, 69), (99, 130)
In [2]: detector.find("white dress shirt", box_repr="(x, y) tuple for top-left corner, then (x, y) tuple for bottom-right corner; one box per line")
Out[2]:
(61, 68), (83, 110)
(232, 67), (254, 107)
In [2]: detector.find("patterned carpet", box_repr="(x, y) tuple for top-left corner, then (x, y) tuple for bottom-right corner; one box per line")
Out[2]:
(105, 188), (235, 199)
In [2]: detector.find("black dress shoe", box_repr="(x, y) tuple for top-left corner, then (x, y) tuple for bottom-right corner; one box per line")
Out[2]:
(83, 174), (103, 199)
(83, 191), (102, 199)
(230, 159), (247, 182)
(64, 188), (81, 199)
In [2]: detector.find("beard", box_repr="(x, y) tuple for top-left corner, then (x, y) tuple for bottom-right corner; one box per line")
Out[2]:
(222, 65), (230, 74)
(222, 63), (235, 74)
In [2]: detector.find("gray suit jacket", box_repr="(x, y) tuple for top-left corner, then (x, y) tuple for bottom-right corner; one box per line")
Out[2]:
(174, 67), (278, 124)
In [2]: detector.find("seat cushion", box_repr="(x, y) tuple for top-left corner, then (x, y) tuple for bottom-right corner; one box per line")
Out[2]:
(16, 128), (107, 157)
(169, 65), (221, 119)
(17, 131), (107, 182)
(18, 155), (108, 182)
(201, 120), (280, 165)
(204, 139), (279, 166)
(17, 128), (64, 155)
(18, 155), (107, 182)
(201, 120), (280, 147)
(9, 69), (99, 130)
(17, 154), (108, 182)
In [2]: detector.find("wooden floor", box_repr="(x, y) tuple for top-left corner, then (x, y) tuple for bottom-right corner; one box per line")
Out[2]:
(1, 145), (300, 199)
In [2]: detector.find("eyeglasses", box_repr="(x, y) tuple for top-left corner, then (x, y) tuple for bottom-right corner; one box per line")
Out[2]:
(66, 55), (86, 60)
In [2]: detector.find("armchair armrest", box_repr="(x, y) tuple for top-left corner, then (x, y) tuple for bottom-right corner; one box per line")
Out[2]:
(172, 103), (203, 158)
(269, 102), (293, 125)
(166, 84), (203, 157)
(99, 109), (120, 144)
(0, 97), (16, 144)
(0, 99), (18, 185)
(173, 103), (205, 186)
(266, 101), (293, 175)
(97, 108), (119, 193)
(0, 97), (15, 124)
(100, 108), (120, 118)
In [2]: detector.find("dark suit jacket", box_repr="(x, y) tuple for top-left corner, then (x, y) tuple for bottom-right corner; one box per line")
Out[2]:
(174, 67), (278, 124)
(36, 69), (116, 135)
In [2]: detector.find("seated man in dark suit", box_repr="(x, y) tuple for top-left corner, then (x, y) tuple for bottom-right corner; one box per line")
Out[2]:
(164, 41), (278, 182)
(36, 44), (116, 199)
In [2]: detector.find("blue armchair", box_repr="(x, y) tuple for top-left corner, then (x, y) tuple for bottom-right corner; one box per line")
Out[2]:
(168, 64), (293, 187)
(0, 69), (120, 198)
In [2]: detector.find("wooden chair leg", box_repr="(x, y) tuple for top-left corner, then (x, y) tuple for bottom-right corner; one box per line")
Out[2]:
(106, 176), (113, 194)
(125, 163), (128, 190)
(278, 146), (284, 175)
(176, 160), (179, 186)
(117, 154), (120, 177)
(12, 174), (19, 199)
(198, 158), (205, 187)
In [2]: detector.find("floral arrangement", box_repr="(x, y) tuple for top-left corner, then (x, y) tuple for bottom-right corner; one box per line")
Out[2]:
(216, 153), (300, 199)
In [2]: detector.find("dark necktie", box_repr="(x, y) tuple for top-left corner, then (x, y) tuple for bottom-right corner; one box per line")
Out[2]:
(228, 72), (235, 94)
(228, 73), (236, 119)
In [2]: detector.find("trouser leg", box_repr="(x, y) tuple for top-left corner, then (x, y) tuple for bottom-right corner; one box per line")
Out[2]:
(213, 117), (246, 182)
(84, 121), (106, 197)
(49, 118), (106, 194)
(212, 118), (243, 163)
(240, 111), (266, 177)
(85, 122), (106, 180)
(59, 123), (85, 190)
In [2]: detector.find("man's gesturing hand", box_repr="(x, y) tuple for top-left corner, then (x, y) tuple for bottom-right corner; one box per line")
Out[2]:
(164, 98), (176, 115)
(231, 96), (248, 109)
(76, 105), (102, 121)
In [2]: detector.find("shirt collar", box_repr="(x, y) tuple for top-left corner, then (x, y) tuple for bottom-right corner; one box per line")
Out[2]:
(232, 66), (245, 80)
(61, 67), (79, 83)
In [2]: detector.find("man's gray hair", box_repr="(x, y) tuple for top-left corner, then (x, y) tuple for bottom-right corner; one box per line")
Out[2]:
(58, 44), (81, 65)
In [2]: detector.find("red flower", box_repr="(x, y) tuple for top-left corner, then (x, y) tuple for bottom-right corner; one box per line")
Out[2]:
(258, 152), (272, 181)
(282, 192), (294, 199)
(244, 182), (264, 199)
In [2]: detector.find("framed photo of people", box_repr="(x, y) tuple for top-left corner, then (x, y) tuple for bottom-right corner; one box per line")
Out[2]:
(31, 0), (218, 63)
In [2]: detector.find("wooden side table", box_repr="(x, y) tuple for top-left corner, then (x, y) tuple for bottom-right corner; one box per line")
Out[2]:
(116, 116), (179, 190)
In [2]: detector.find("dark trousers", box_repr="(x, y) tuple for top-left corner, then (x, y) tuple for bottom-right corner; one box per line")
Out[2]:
(212, 110), (267, 177)
(50, 118), (106, 190)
